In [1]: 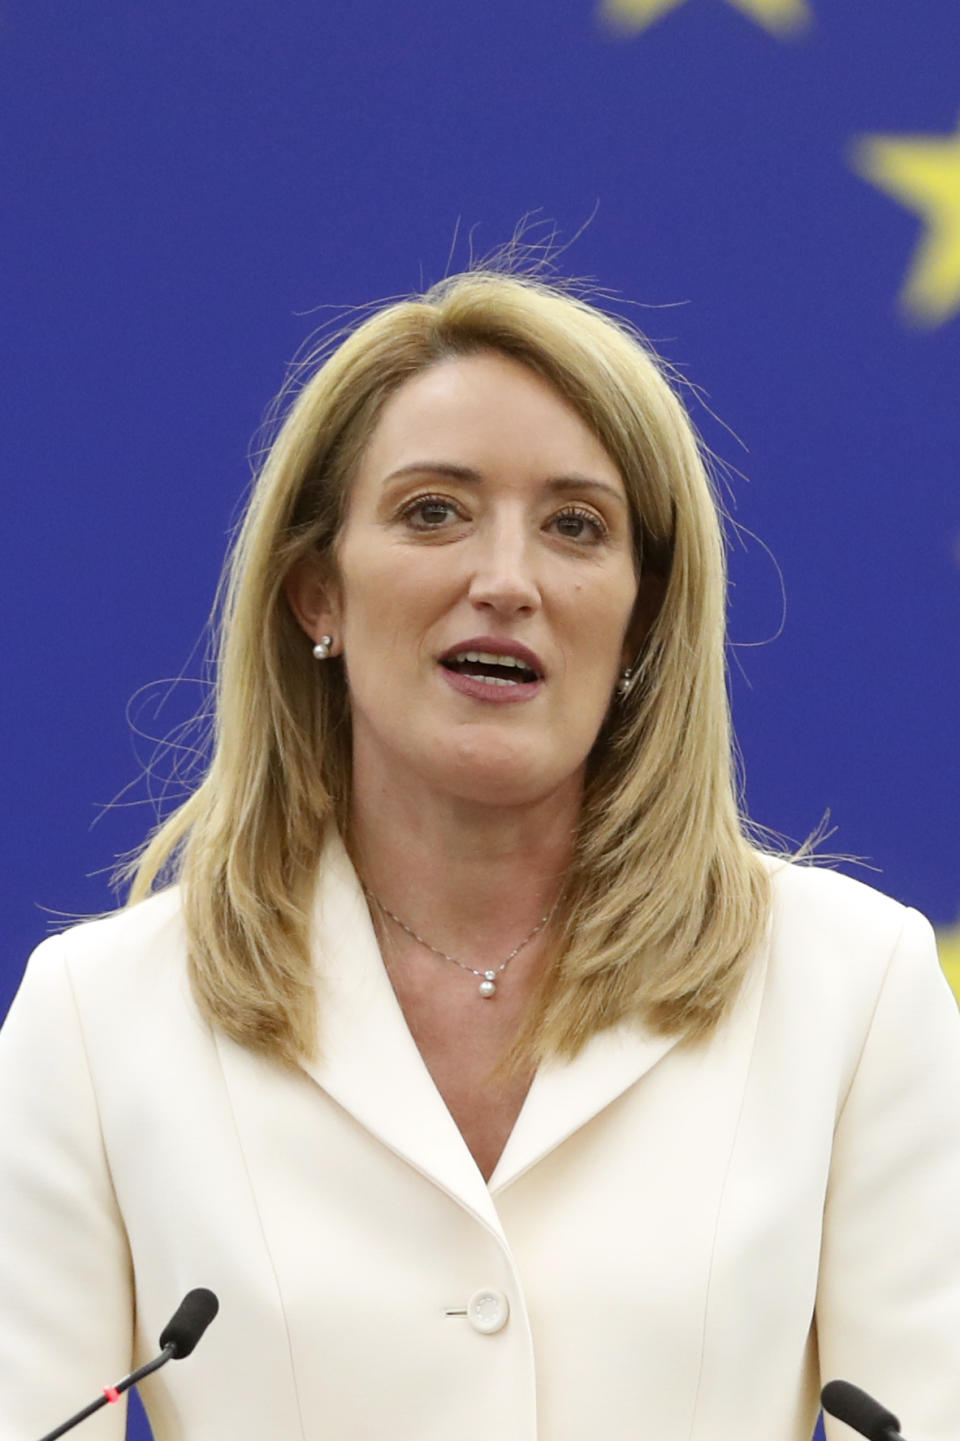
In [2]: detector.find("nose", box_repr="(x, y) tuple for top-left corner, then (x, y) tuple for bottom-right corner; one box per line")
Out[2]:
(466, 519), (542, 618)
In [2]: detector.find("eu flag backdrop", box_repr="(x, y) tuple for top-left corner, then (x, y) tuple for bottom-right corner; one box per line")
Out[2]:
(2, 4), (958, 1438)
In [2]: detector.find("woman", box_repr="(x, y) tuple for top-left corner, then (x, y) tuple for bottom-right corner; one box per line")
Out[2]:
(1, 266), (958, 1441)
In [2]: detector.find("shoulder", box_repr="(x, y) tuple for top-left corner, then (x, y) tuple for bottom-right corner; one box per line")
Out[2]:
(56, 886), (187, 960)
(16, 888), (191, 1027)
(2, 890), (202, 1114)
(762, 856), (916, 955)
(754, 855), (947, 1049)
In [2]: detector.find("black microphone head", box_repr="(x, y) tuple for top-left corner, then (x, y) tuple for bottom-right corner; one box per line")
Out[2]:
(821, 1379), (901, 1440)
(158, 1288), (220, 1359)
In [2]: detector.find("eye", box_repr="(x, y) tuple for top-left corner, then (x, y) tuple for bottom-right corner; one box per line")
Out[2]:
(549, 506), (607, 543)
(399, 493), (465, 529)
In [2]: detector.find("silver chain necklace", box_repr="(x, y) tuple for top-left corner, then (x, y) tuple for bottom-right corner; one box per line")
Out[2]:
(366, 891), (557, 998)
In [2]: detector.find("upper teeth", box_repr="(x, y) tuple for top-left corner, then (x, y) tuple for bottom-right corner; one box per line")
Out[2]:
(451, 651), (534, 670)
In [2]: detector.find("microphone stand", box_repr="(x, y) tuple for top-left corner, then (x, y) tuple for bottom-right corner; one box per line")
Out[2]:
(35, 1287), (218, 1441)
(38, 1344), (177, 1441)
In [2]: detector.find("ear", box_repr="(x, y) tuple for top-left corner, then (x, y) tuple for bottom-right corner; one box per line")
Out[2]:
(621, 572), (666, 670)
(283, 555), (343, 655)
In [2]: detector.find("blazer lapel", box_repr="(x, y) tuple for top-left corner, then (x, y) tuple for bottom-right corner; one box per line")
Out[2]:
(488, 1021), (681, 1192)
(296, 833), (504, 1234)
(293, 836), (761, 1226)
(490, 909), (772, 1193)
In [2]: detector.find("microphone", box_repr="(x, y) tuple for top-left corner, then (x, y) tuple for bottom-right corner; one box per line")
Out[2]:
(158, 1287), (220, 1358)
(37, 1288), (219, 1441)
(821, 1379), (909, 1441)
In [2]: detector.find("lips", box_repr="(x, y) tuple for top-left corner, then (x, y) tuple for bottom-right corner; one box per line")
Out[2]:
(437, 636), (545, 703)
(438, 637), (545, 682)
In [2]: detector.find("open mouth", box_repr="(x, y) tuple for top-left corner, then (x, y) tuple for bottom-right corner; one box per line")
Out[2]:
(440, 650), (541, 687)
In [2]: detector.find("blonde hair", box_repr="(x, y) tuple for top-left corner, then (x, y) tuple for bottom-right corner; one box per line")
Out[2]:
(126, 261), (770, 1069)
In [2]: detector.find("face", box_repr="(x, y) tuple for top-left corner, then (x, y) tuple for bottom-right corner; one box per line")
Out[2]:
(289, 351), (642, 810)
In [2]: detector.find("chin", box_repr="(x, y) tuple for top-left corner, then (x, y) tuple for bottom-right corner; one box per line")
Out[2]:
(437, 736), (584, 810)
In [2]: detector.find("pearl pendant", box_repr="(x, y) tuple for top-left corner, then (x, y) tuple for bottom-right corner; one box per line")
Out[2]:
(479, 971), (497, 998)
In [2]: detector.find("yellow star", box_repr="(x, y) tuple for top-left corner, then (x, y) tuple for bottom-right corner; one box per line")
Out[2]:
(851, 117), (960, 327)
(937, 922), (960, 1004)
(601, 0), (812, 39)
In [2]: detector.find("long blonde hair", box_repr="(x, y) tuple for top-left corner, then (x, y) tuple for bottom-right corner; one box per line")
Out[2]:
(126, 261), (770, 1068)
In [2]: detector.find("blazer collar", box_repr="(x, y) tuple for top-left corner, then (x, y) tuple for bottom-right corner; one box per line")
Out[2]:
(299, 833), (685, 1227)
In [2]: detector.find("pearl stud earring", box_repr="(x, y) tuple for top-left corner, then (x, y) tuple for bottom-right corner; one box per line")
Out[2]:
(312, 635), (333, 660)
(616, 666), (636, 699)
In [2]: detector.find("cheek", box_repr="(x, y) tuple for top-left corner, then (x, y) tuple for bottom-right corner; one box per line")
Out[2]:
(336, 553), (445, 671)
(336, 544), (397, 623)
(570, 576), (637, 656)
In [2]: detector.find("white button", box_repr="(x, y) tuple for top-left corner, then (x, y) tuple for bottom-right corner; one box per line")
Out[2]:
(467, 1288), (509, 1334)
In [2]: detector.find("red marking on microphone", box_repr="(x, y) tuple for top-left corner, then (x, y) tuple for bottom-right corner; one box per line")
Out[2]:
(102, 1386), (121, 1404)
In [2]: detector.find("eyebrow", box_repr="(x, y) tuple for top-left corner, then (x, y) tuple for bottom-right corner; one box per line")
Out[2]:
(383, 462), (627, 506)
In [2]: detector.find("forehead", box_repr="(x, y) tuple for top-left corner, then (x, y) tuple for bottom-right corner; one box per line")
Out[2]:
(353, 351), (626, 494)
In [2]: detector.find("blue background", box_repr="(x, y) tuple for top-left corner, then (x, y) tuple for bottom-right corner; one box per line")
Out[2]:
(3, 3), (958, 1437)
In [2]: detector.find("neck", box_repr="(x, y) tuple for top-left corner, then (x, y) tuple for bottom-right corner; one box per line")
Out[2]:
(347, 765), (580, 968)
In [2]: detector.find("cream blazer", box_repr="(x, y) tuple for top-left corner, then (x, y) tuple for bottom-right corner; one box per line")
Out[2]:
(2, 838), (959, 1441)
